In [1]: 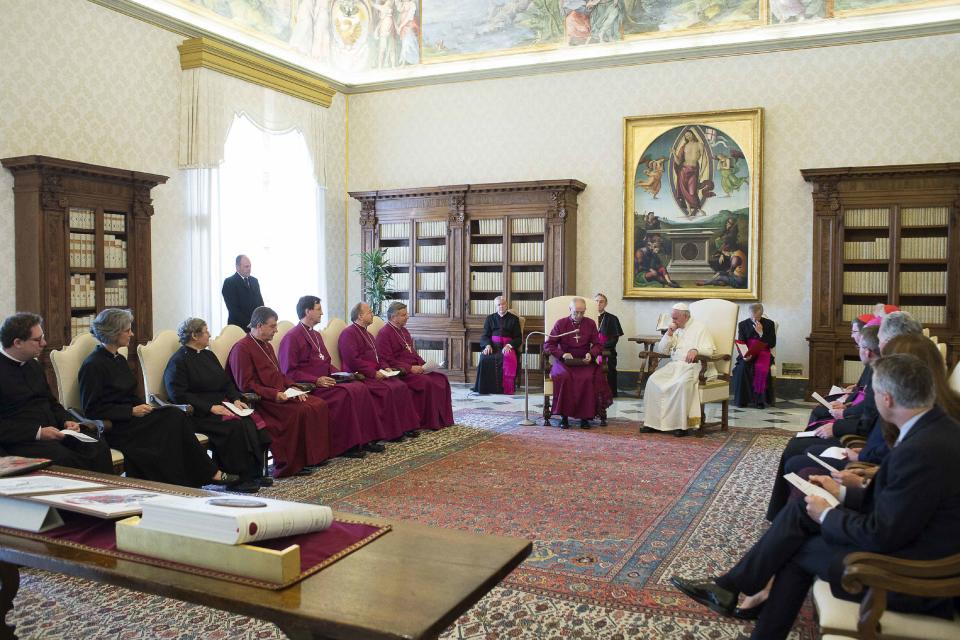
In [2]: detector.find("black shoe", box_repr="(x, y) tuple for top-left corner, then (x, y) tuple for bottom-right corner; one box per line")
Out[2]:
(404, 430), (420, 438)
(364, 442), (386, 453)
(640, 426), (655, 433)
(670, 577), (737, 617)
(559, 417), (569, 429)
(343, 446), (366, 459)
(210, 472), (241, 486)
(674, 429), (688, 437)
(255, 476), (274, 487)
(295, 467), (316, 476)
(580, 419), (591, 429)
(231, 480), (261, 494)
(733, 601), (765, 620)
(756, 402), (766, 410)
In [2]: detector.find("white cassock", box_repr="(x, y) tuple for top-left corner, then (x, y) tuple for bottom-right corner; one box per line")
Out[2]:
(643, 318), (717, 431)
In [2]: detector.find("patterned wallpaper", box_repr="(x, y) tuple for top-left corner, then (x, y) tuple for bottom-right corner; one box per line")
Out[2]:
(0, 0), (351, 331)
(346, 33), (960, 373)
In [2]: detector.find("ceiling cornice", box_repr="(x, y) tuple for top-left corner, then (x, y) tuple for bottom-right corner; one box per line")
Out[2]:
(90, 0), (960, 95)
(178, 37), (336, 108)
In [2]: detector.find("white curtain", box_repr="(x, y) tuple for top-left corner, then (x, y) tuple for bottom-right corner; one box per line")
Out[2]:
(179, 68), (329, 331)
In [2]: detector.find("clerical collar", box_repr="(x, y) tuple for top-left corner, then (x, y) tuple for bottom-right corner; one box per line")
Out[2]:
(0, 347), (26, 366)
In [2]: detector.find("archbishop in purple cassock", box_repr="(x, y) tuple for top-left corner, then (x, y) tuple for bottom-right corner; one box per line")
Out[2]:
(338, 304), (419, 438)
(543, 298), (612, 426)
(376, 304), (454, 430)
(279, 319), (387, 454)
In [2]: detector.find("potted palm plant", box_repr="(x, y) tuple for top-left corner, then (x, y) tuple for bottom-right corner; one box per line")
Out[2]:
(355, 249), (394, 317)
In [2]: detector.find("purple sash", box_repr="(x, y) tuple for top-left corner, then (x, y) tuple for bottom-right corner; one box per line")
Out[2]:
(491, 335), (517, 394)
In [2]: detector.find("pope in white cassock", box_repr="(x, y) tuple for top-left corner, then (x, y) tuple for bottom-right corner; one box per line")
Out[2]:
(642, 303), (717, 437)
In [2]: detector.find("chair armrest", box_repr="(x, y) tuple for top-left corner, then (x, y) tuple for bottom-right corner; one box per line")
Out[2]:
(696, 353), (731, 363)
(293, 382), (316, 392)
(240, 392), (260, 406)
(840, 434), (867, 448)
(67, 408), (109, 435)
(841, 551), (960, 640)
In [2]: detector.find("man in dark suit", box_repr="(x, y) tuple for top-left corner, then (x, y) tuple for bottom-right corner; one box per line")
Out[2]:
(222, 254), (264, 331)
(672, 353), (960, 639)
(595, 293), (623, 397)
(0, 312), (113, 472)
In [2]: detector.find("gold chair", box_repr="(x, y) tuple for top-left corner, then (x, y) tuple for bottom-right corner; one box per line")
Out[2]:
(814, 552), (960, 639)
(321, 318), (348, 370)
(270, 320), (295, 354)
(369, 315), (385, 337)
(540, 295), (606, 425)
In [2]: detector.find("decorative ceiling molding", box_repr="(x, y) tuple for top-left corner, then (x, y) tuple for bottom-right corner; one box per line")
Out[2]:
(177, 37), (336, 108)
(92, 0), (960, 94)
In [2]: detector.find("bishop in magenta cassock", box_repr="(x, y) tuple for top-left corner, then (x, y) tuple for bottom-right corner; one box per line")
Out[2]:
(227, 307), (330, 477)
(279, 296), (389, 455)
(543, 298), (612, 428)
(338, 303), (419, 438)
(376, 303), (454, 430)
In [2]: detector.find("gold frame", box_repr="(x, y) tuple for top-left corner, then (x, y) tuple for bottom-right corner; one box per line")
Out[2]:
(623, 108), (763, 300)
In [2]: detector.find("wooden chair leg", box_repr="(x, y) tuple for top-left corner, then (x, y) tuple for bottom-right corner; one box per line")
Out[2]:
(0, 561), (20, 640)
(542, 395), (552, 426)
(721, 400), (729, 432)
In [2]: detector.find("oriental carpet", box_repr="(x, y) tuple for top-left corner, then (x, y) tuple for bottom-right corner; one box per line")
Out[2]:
(6, 410), (816, 639)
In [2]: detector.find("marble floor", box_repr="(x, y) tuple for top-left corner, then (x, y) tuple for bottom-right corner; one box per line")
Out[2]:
(451, 382), (814, 431)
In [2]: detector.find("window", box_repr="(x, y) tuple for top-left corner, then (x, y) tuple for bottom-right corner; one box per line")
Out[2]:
(212, 114), (326, 328)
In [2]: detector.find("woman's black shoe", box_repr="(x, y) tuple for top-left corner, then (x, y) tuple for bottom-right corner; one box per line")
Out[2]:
(732, 601), (765, 620)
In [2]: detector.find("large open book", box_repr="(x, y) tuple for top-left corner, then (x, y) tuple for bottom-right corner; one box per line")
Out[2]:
(137, 495), (334, 545)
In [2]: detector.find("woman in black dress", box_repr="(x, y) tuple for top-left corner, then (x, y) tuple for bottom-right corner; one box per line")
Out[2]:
(164, 318), (271, 493)
(79, 309), (237, 488)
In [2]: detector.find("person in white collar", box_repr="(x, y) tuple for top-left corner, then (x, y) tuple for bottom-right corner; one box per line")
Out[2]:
(641, 302), (717, 437)
(0, 312), (112, 472)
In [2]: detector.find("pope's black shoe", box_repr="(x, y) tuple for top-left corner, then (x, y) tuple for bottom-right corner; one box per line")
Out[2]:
(674, 429), (688, 438)
(640, 426), (655, 433)
(670, 577), (737, 617)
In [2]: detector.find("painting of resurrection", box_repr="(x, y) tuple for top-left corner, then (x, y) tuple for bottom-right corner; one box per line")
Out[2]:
(623, 108), (763, 300)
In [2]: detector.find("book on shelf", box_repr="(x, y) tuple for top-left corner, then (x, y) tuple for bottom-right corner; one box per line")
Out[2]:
(68, 207), (96, 230)
(901, 206), (948, 227)
(900, 237), (947, 260)
(417, 244), (446, 263)
(843, 208), (889, 228)
(899, 271), (946, 295)
(513, 299), (544, 317)
(511, 217), (545, 234)
(379, 222), (410, 240)
(384, 246), (411, 265)
(416, 298), (446, 315)
(842, 271), (887, 295)
(389, 272), (411, 291)
(510, 242), (544, 262)
(28, 488), (167, 518)
(899, 305), (946, 325)
(136, 495), (334, 545)
(843, 238), (889, 260)
(103, 212), (126, 233)
(70, 273), (96, 307)
(69, 233), (95, 268)
(476, 219), (503, 235)
(416, 272), (446, 291)
(511, 270), (544, 291)
(470, 271), (503, 292)
(71, 314), (95, 340)
(471, 243), (503, 263)
(416, 220), (446, 237)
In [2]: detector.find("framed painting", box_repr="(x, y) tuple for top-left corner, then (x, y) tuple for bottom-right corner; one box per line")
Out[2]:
(623, 108), (763, 300)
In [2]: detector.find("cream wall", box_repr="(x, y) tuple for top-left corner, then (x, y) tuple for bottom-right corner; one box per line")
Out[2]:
(346, 33), (960, 374)
(0, 0), (349, 333)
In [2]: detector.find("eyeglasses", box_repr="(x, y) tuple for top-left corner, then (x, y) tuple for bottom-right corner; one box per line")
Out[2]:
(26, 336), (45, 343)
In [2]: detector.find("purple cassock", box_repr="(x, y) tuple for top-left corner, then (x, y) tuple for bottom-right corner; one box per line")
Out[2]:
(278, 323), (387, 454)
(227, 335), (330, 477)
(375, 322), (454, 430)
(337, 323), (419, 438)
(543, 316), (612, 420)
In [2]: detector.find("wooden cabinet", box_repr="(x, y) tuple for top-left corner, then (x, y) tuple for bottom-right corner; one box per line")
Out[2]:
(2, 155), (167, 360)
(351, 180), (585, 383)
(803, 163), (960, 395)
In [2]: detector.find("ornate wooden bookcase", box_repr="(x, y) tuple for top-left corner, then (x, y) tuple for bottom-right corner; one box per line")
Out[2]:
(351, 180), (585, 384)
(2, 155), (167, 378)
(803, 163), (960, 395)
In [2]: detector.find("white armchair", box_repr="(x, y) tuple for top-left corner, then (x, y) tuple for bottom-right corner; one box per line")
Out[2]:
(688, 299), (739, 433)
(208, 325), (246, 369)
(270, 320), (295, 353)
(136, 330), (180, 403)
(369, 315), (385, 337)
(321, 318), (348, 370)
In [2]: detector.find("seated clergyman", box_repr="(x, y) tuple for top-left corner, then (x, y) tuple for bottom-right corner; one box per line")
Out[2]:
(641, 302), (716, 438)
(672, 353), (960, 639)
(471, 296), (522, 395)
(543, 297), (611, 429)
(0, 312), (113, 473)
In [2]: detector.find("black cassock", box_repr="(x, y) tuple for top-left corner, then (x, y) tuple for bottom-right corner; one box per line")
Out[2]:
(472, 312), (522, 394)
(79, 346), (216, 487)
(598, 311), (624, 397)
(731, 317), (777, 408)
(0, 355), (113, 473)
(164, 346), (270, 481)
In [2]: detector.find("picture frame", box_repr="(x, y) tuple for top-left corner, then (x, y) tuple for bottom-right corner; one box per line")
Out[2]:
(623, 108), (763, 300)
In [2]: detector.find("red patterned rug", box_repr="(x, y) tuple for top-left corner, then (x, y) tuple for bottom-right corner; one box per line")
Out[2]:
(7, 410), (816, 639)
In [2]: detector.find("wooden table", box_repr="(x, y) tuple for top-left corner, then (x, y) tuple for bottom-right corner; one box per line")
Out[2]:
(0, 468), (531, 640)
(628, 334), (665, 396)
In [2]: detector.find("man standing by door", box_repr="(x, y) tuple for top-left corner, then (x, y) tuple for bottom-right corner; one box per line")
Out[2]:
(222, 255), (264, 332)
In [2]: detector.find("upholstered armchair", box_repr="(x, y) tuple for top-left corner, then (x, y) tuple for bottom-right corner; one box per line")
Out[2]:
(208, 324), (246, 369)
(270, 320), (294, 353)
(321, 318), (348, 370)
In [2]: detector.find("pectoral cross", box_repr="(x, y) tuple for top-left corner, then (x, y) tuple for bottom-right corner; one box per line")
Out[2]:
(574, 331), (580, 344)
